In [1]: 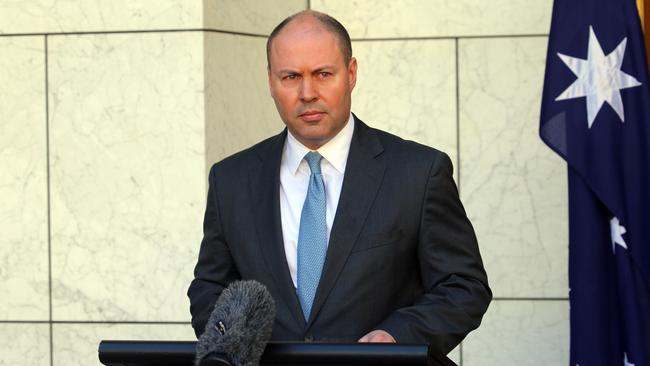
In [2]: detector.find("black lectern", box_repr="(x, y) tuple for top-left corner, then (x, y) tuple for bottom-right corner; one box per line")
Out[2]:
(98, 340), (457, 366)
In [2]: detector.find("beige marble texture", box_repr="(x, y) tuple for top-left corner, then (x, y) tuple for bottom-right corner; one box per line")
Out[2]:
(53, 323), (195, 366)
(203, 0), (306, 35)
(204, 32), (284, 171)
(0, 323), (50, 366)
(0, 36), (49, 320)
(312, 0), (552, 39)
(48, 32), (205, 321)
(0, 0), (202, 34)
(352, 39), (458, 177)
(458, 37), (568, 298)
(463, 300), (569, 365)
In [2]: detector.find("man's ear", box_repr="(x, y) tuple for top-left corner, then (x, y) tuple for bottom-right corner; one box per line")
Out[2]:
(348, 57), (358, 90)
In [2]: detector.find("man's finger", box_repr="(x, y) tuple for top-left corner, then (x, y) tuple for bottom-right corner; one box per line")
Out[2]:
(358, 330), (396, 343)
(358, 334), (370, 342)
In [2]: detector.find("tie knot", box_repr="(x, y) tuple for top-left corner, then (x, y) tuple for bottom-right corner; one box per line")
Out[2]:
(304, 151), (323, 174)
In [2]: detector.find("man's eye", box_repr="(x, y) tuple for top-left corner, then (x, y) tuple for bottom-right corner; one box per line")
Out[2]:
(319, 72), (331, 78)
(285, 74), (298, 80)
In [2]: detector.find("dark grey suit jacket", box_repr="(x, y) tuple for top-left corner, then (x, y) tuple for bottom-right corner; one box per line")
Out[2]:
(187, 116), (491, 354)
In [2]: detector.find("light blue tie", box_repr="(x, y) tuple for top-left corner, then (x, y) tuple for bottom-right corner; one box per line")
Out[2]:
(297, 151), (328, 321)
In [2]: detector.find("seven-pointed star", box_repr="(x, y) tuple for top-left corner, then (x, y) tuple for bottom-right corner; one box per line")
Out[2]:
(555, 26), (642, 128)
(610, 216), (628, 252)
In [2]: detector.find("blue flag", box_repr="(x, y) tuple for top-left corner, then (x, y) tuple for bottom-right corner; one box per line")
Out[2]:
(540, 0), (650, 365)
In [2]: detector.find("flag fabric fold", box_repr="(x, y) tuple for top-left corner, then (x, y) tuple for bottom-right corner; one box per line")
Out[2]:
(540, 0), (650, 365)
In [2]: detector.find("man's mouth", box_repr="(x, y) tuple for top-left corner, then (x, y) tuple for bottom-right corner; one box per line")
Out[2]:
(299, 111), (325, 122)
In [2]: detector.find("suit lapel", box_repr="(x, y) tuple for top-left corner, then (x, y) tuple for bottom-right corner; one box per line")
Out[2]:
(307, 119), (386, 327)
(251, 130), (306, 328)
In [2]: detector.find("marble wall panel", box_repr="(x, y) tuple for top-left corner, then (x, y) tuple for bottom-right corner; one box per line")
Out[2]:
(0, 0), (202, 34)
(53, 323), (195, 366)
(311, 0), (552, 39)
(462, 300), (569, 365)
(203, 0), (306, 35)
(0, 36), (49, 320)
(0, 323), (50, 366)
(204, 33), (284, 171)
(48, 32), (205, 321)
(458, 37), (568, 298)
(352, 40), (458, 176)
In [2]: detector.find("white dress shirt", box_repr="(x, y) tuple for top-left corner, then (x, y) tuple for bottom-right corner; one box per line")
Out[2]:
(280, 114), (354, 287)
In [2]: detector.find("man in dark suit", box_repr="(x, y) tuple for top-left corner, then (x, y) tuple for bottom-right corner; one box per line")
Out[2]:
(187, 10), (491, 355)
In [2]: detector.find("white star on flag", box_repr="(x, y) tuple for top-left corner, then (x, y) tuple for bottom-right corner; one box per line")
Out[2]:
(555, 26), (642, 128)
(610, 217), (628, 252)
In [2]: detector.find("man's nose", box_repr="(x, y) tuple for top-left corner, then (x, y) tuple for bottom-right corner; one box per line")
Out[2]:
(299, 77), (318, 102)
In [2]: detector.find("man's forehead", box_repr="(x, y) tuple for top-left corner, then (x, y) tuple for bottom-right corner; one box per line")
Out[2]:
(273, 17), (333, 44)
(270, 23), (340, 62)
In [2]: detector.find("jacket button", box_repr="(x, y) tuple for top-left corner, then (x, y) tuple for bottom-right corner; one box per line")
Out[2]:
(304, 334), (314, 342)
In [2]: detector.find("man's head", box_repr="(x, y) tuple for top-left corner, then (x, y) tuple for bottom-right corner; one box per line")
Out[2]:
(267, 11), (357, 150)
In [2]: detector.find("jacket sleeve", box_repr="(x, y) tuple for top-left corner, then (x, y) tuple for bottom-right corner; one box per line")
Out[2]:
(187, 164), (241, 338)
(375, 152), (492, 355)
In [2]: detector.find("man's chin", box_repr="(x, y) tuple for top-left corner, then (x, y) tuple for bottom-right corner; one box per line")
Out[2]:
(293, 132), (331, 150)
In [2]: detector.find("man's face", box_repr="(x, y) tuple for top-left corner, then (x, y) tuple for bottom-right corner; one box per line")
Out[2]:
(268, 19), (357, 150)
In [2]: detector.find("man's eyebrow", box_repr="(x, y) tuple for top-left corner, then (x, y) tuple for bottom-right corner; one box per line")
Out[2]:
(274, 66), (336, 75)
(313, 65), (335, 72)
(276, 69), (300, 75)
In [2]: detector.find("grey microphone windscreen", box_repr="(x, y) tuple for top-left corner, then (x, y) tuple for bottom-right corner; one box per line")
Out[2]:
(195, 280), (276, 366)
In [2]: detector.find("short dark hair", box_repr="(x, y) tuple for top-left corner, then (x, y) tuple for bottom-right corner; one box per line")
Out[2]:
(266, 10), (352, 68)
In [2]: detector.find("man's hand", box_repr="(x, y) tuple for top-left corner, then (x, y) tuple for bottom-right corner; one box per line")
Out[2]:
(358, 330), (396, 343)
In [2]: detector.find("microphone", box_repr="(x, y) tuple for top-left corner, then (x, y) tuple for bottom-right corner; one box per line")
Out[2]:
(195, 280), (276, 366)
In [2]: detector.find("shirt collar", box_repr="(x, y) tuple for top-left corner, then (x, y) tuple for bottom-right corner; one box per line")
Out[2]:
(285, 113), (355, 174)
